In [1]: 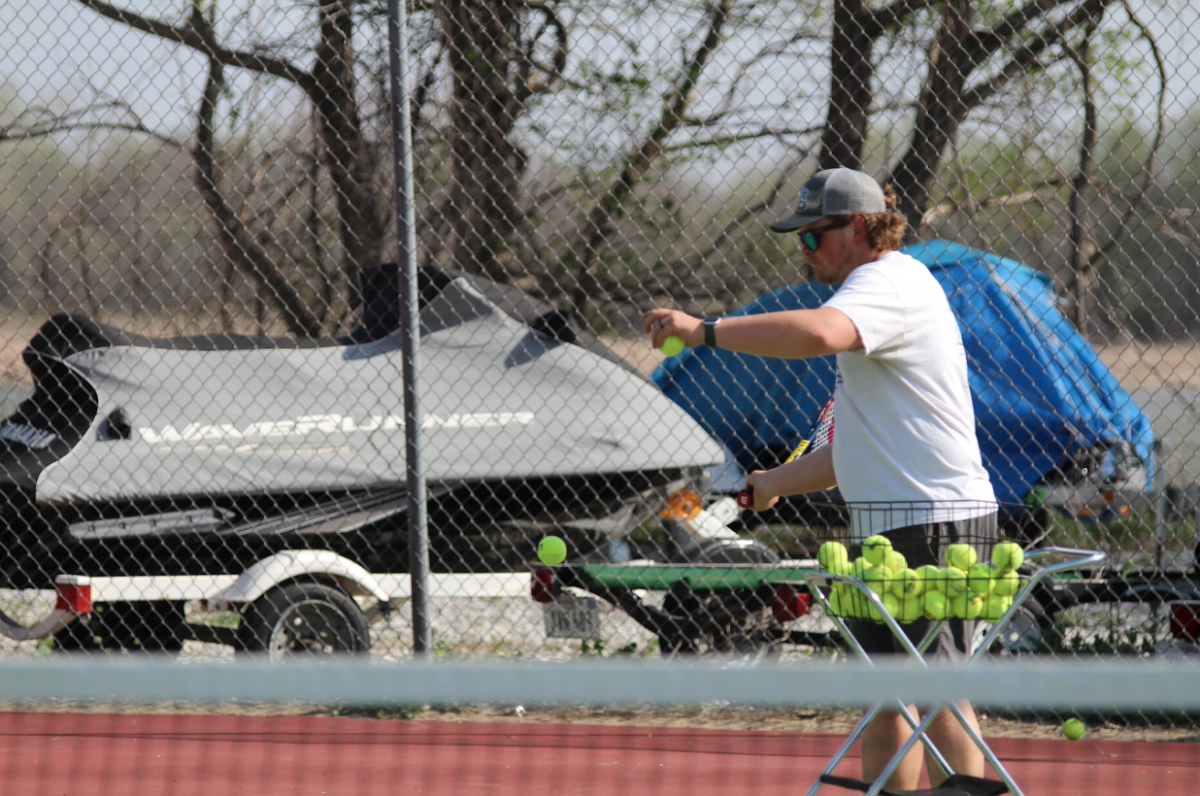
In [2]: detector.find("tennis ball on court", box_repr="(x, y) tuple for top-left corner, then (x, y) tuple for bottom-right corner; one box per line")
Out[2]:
(943, 566), (967, 597)
(992, 541), (1025, 573)
(923, 591), (948, 620)
(537, 536), (567, 565)
(967, 563), (995, 596)
(915, 565), (944, 593)
(892, 568), (923, 599)
(992, 570), (1021, 597)
(661, 335), (686, 356)
(1062, 718), (1086, 741)
(862, 535), (892, 566)
(818, 541), (850, 569)
(946, 543), (977, 571)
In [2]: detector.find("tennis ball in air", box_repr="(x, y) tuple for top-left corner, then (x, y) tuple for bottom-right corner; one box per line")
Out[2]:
(1062, 718), (1086, 740)
(537, 536), (568, 565)
(818, 541), (850, 569)
(923, 590), (948, 620)
(992, 541), (1025, 573)
(946, 543), (977, 571)
(943, 566), (968, 597)
(967, 563), (995, 596)
(862, 535), (893, 566)
(661, 335), (686, 356)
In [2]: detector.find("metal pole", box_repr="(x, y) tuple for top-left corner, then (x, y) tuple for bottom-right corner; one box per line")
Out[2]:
(387, 0), (431, 656)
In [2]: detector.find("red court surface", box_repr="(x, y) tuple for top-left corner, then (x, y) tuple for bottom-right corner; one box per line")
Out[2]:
(0, 712), (1196, 795)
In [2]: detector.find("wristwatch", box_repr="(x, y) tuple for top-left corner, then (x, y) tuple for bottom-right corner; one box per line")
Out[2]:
(703, 317), (722, 348)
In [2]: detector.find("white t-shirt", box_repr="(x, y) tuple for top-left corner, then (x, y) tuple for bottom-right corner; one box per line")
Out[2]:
(822, 250), (996, 535)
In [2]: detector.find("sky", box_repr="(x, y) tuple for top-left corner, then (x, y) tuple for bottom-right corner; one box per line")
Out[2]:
(1, 0), (1198, 155)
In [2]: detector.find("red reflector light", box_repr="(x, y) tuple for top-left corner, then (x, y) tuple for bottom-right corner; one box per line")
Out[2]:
(771, 585), (811, 623)
(1169, 601), (1200, 641)
(531, 569), (556, 603)
(55, 575), (93, 613)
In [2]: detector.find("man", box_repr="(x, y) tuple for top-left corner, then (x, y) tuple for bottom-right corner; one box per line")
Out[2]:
(643, 167), (997, 791)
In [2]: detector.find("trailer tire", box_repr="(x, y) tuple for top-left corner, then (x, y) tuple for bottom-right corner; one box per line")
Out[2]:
(236, 582), (370, 659)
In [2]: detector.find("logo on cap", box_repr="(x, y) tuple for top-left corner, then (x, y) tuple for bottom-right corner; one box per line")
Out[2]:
(798, 187), (809, 209)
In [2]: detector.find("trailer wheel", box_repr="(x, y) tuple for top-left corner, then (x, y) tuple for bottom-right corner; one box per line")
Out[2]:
(237, 582), (370, 659)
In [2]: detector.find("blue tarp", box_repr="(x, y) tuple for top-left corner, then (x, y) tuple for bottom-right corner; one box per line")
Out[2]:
(653, 240), (1154, 505)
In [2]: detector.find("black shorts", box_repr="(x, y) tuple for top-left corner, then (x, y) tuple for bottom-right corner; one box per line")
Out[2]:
(842, 512), (999, 661)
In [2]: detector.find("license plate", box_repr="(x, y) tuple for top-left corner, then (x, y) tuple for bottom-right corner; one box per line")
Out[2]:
(543, 595), (601, 639)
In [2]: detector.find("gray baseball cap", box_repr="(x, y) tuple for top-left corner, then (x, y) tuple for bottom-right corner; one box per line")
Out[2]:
(769, 167), (886, 233)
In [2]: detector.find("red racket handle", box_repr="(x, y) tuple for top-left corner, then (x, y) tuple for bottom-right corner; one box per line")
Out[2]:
(736, 487), (753, 509)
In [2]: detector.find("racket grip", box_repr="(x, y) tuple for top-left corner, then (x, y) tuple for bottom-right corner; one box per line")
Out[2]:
(736, 487), (753, 509)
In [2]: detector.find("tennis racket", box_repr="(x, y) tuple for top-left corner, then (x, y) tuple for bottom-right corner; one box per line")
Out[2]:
(736, 394), (835, 509)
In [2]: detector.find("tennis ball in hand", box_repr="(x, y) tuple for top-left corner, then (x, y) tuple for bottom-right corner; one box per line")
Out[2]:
(862, 535), (893, 566)
(1062, 718), (1086, 740)
(946, 543), (977, 571)
(992, 541), (1025, 573)
(661, 335), (686, 356)
(537, 536), (568, 565)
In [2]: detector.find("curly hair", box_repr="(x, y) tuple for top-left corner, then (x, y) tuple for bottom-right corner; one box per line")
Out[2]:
(861, 185), (907, 251)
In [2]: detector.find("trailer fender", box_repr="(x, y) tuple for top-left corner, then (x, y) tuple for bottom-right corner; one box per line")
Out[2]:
(213, 550), (389, 609)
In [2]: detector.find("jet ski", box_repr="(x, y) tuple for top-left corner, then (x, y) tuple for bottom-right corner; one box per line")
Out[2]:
(0, 265), (726, 589)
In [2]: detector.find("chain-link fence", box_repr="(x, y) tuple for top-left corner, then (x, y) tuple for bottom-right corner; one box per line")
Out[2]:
(2, 0), (1200, 690)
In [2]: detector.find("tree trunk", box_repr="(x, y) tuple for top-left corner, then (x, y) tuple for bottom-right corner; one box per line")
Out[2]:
(889, 0), (973, 238)
(314, 0), (385, 273)
(437, 0), (526, 281)
(819, 0), (877, 171)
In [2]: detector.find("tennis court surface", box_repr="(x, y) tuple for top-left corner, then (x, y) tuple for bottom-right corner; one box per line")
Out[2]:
(0, 658), (1196, 795)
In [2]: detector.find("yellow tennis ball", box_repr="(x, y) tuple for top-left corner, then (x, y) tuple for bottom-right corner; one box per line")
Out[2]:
(863, 566), (890, 595)
(827, 559), (853, 578)
(826, 589), (844, 617)
(1063, 718), (1086, 740)
(992, 570), (1020, 597)
(943, 566), (967, 597)
(537, 536), (567, 565)
(915, 565), (944, 593)
(992, 541), (1025, 573)
(984, 594), (1013, 621)
(899, 596), (924, 623)
(946, 543), (977, 571)
(892, 568), (923, 599)
(862, 535), (892, 566)
(882, 593), (901, 619)
(923, 590), (947, 620)
(884, 550), (907, 575)
(967, 563), (995, 596)
(661, 335), (685, 356)
(818, 541), (850, 569)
